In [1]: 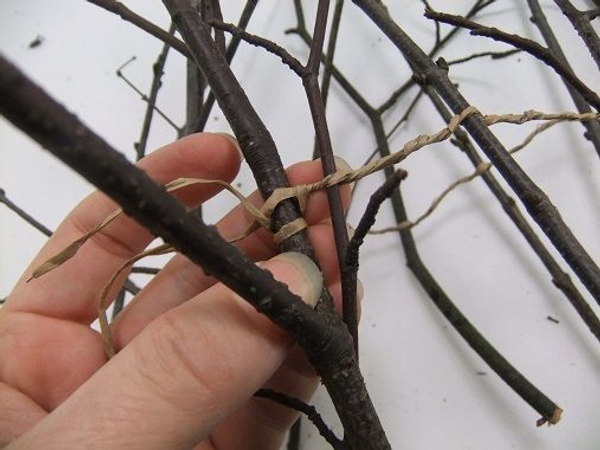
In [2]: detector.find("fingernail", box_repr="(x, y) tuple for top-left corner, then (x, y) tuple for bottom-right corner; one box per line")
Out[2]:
(215, 132), (244, 161)
(269, 252), (323, 308)
(334, 156), (354, 191)
(356, 277), (364, 303)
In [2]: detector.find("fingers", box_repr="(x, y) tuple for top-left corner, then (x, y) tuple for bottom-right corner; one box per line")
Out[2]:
(8, 254), (322, 450)
(113, 158), (352, 347)
(0, 382), (47, 447)
(5, 133), (242, 323)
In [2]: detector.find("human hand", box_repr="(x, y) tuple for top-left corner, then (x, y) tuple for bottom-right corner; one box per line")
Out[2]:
(0, 133), (352, 449)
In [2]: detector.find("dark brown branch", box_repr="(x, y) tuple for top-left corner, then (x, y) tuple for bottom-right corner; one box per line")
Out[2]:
(424, 8), (600, 111)
(424, 86), (600, 344)
(255, 389), (344, 450)
(136, 23), (176, 159)
(116, 57), (180, 132)
(191, 0), (259, 133)
(0, 188), (53, 236)
(87, 0), (191, 58)
(446, 48), (521, 66)
(344, 170), (406, 323)
(207, 19), (305, 76)
(354, 0), (600, 307)
(554, 0), (600, 71)
(391, 183), (562, 426)
(526, 0), (600, 158)
(300, 1), (357, 356)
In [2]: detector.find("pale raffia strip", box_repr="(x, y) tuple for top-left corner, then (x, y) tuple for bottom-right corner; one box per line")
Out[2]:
(98, 242), (173, 358)
(370, 117), (568, 234)
(28, 107), (599, 358)
(31, 108), (599, 280)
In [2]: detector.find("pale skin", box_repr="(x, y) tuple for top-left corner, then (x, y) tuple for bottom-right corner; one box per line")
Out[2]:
(0, 133), (351, 449)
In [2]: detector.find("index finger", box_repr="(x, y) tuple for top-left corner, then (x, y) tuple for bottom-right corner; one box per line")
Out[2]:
(4, 133), (242, 323)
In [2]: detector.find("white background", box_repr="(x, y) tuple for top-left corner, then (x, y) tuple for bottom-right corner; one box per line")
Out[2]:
(1, 1), (599, 449)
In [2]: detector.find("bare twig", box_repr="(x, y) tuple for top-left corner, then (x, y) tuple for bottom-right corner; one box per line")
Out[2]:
(87, 0), (190, 57)
(424, 8), (600, 111)
(554, 0), (600, 71)
(135, 23), (176, 159)
(255, 389), (344, 450)
(527, 0), (600, 158)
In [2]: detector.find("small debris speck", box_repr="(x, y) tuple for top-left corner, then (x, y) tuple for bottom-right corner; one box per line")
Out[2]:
(28, 35), (44, 49)
(476, 371), (487, 376)
(547, 315), (560, 324)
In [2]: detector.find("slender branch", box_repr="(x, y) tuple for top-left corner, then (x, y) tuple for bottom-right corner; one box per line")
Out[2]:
(116, 57), (180, 132)
(191, 0), (260, 132)
(344, 170), (407, 324)
(87, 0), (191, 58)
(422, 87), (600, 344)
(554, 0), (600, 71)
(0, 188), (53, 236)
(424, 8), (600, 111)
(255, 389), (344, 450)
(392, 183), (562, 426)
(300, 1), (357, 355)
(136, 23), (176, 159)
(208, 19), (305, 76)
(321, 0), (345, 111)
(446, 48), (520, 66)
(354, 0), (600, 307)
(527, 0), (600, 158)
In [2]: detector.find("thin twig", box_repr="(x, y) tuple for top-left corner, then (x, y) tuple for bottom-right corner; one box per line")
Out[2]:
(116, 57), (181, 132)
(0, 188), (53, 236)
(87, 0), (190, 57)
(135, 23), (176, 159)
(554, 0), (600, 71)
(255, 389), (344, 450)
(527, 0), (600, 158)
(446, 48), (521, 66)
(424, 8), (600, 110)
(392, 183), (562, 426)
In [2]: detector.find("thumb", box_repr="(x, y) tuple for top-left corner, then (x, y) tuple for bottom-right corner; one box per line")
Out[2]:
(10, 253), (322, 450)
